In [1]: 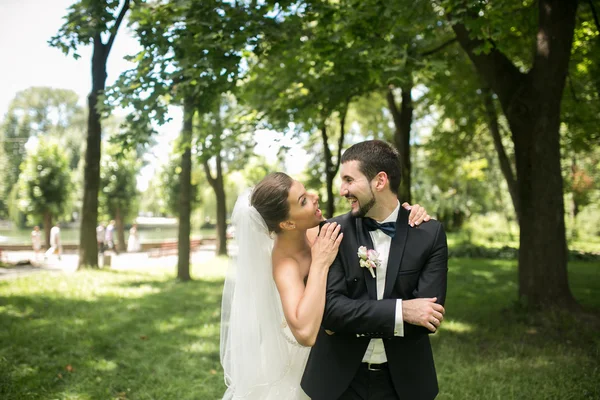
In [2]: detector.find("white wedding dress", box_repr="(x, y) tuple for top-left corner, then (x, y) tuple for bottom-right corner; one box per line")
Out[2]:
(220, 191), (311, 399)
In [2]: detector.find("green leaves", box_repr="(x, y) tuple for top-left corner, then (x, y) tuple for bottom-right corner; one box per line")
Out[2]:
(99, 145), (140, 223)
(17, 139), (73, 222)
(48, 0), (130, 58)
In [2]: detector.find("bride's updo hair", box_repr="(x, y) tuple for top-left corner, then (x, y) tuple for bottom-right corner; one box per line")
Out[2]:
(251, 172), (293, 234)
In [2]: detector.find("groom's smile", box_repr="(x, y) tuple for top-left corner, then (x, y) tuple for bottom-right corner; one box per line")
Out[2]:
(339, 161), (377, 218)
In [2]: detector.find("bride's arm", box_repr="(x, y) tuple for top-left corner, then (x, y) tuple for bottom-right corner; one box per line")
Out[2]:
(273, 223), (342, 347)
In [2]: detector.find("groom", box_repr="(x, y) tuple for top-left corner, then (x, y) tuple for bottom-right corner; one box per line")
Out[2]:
(301, 140), (448, 400)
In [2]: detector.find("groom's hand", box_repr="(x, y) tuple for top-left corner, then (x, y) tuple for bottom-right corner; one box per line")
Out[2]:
(402, 297), (445, 332)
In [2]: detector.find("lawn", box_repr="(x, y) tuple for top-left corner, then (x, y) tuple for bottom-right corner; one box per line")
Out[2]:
(0, 257), (599, 400)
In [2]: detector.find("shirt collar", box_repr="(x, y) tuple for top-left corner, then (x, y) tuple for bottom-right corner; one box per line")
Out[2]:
(375, 200), (400, 224)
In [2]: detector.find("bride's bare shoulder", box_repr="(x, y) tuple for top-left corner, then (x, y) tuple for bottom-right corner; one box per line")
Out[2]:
(272, 255), (303, 288)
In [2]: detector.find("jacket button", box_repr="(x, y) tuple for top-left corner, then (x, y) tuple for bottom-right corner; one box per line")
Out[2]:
(354, 278), (358, 282)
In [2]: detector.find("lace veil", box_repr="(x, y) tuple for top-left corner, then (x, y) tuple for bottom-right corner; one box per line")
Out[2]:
(220, 189), (296, 399)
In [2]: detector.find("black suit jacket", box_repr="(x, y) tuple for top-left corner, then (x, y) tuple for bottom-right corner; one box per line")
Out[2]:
(301, 207), (448, 400)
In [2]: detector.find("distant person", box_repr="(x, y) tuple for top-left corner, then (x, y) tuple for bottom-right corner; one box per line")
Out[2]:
(44, 223), (62, 261)
(105, 220), (119, 255)
(127, 223), (141, 252)
(31, 226), (42, 261)
(96, 223), (105, 254)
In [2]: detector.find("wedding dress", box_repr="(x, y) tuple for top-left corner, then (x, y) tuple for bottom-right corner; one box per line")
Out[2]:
(220, 191), (311, 399)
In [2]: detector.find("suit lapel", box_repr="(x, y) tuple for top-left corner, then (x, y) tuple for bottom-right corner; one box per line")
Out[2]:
(355, 217), (377, 300)
(383, 207), (409, 299)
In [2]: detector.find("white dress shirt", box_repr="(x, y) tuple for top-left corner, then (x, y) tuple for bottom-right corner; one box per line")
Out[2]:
(362, 201), (404, 364)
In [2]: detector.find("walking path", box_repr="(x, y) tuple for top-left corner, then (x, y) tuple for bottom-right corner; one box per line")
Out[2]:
(0, 245), (230, 280)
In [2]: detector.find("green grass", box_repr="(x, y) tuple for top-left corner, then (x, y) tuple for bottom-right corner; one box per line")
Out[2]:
(1, 257), (599, 399)
(0, 259), (229, 400)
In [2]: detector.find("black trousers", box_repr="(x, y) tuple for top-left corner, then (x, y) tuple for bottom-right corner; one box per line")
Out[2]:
(338, 364), (399, 400)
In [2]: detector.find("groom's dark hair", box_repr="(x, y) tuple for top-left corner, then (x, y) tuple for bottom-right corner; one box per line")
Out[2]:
(251, 172), (294, 233)
(341, 140), (401, 194)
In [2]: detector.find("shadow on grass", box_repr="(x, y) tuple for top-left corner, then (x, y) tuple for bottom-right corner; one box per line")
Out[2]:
(431, 258), (600, 399)
(0, 273), (226, 399)
(1, 258), (599, 399)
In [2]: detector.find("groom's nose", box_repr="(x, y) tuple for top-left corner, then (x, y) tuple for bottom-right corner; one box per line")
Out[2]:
(339, 184), (348, 197)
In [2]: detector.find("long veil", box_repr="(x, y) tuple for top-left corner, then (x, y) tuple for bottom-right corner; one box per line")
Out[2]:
(220, 190), (298, 399)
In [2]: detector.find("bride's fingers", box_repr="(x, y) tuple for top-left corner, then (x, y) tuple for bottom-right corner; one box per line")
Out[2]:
(332, 224), (342, 238)
(319, 223), (331, 238)
(334, 232), (344, 246)
(326, 222), (338, 238)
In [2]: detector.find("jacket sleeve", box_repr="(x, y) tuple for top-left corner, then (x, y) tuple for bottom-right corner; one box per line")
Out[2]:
(403, 222), (448, 338)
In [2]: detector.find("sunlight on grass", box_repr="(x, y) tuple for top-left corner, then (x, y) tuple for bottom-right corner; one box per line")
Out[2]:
(12, 364), (38, 379)
(183, 340), (219, 354)
(90, 359), (118, 372)
(0, 255), (598, 399)
(470, 269), (497, 282)
(440, 320), (474, 333)
(0, 304), (34, 318)
(155, 316), (186, 332)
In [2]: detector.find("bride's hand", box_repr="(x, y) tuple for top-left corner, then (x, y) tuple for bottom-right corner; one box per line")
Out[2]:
(402, 203), (431, 227)
(311, 222), (343, 269)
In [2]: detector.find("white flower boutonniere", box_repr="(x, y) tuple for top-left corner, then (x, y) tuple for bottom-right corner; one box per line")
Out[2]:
(357, 246), (380, 278)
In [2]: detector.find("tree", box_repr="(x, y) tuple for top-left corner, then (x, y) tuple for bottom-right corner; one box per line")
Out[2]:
(244, 1), (378, 217)
(196, 94), (255, 255)
(331, 0), (446, 203)
(441, 0), (579, 307)
(17, 140), (73, 246)
(111, 0), (274, 271)
(99, 146), (140, 251)
(50, 0), (132, 268)
(0, 87), (84, 221)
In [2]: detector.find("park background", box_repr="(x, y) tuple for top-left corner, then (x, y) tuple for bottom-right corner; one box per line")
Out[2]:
(1, 0), (599, 399)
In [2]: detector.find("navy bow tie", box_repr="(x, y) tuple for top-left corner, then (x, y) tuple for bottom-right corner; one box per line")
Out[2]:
(363, 218), (396, 238)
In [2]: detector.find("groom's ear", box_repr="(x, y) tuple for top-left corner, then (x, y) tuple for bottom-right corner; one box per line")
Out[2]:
(373, 171), (388, 192)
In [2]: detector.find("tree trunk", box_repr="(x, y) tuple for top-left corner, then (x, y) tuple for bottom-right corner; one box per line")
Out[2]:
(215, 152), (228, 256)
(570, 159), (580, 239)
(321, 124), (335, 219)
(451, 0), (578, 308)
(43, 212), (52, 248)
(78, 39), (106, 269)
(115, 206), (125, 252)
(77, 1), (130, 269)
(177, 98), (193, 281)
(481, 87), (521, 222)
(318, 105), (348, 219)
(387, 82), (413, 203)
(201, 110), (229, 257)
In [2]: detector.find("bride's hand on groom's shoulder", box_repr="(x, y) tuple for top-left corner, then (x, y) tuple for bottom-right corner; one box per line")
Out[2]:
(402, 297), (445, 333)
(402, 203), (432, 227)
(311, 222), (343, 269)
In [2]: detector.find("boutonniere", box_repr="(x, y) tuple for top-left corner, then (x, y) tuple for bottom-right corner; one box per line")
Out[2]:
(357, 246), (380, 278)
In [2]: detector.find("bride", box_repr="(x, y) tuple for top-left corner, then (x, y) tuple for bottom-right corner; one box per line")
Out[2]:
(220, 172), (429, 399)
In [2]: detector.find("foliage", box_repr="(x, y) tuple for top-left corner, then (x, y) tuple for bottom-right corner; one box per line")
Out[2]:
(16, 139), (73, 225)
(156, 150), (200, 217)
(195, 94), (256, 179)
(48, 0), (132, 60)
(0, 87), (84, 218)
(99, 145), (140, 224)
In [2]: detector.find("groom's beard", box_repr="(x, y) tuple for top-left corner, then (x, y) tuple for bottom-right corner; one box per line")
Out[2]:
(348, 190), (376, 218)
